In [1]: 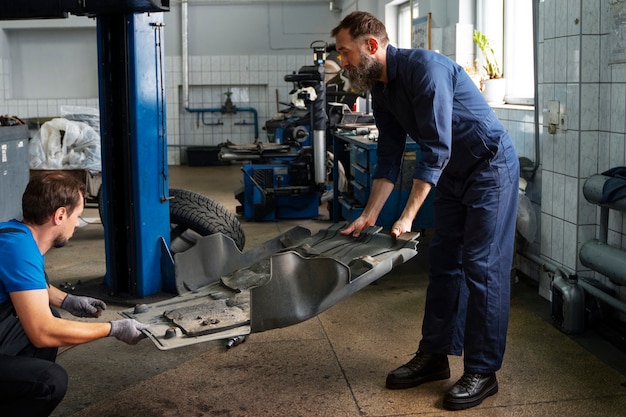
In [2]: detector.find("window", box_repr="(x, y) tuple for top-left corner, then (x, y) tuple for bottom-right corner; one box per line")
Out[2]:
(478, 0), (534, 105)
(393, 0), (535, 106)
(397, 2), (413, 49)
(503, 0), (534, 104)
(386, 1), (413, 48)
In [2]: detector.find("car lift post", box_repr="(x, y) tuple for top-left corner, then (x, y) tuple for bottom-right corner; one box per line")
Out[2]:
(97, 11), (174, 297)
(0, 2), (174, 298)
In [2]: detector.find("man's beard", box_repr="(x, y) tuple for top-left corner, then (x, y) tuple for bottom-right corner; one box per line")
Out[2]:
(53, 234), (68, 248)
(345, 51), (383, 94)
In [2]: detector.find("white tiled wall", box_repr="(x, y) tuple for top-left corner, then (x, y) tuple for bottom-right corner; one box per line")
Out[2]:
(165, 54), (313, 165)
(538, 0), (626, 311)
(0, 53), (312, 167)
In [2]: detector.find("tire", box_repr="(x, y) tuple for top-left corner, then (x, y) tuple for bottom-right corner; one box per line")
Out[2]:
(99, 188), (245, 254)
(169, 188), (245, 253)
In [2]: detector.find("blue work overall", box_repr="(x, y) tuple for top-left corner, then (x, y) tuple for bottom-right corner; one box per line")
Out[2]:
(371, 45), (520, 374)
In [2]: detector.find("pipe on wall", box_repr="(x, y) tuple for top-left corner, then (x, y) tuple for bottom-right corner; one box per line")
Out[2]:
(579, 240), (626, 287)
(181, 0), (189, 109)
(518, 172), (626, 317)
(580, 173), (626, 286)
(528, 0), (540, 179)
(518, 251), (626, 315)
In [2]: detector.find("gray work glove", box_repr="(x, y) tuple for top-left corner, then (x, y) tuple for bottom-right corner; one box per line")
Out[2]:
(109, 319), (149, 345)
(61, 293), (107, 318)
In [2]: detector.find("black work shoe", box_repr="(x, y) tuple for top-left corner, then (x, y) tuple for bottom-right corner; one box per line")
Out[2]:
(443, 372), (498, 410)
(385, 352), (450, 389)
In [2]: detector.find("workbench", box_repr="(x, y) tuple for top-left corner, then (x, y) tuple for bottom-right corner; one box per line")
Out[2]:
(331, 131), (434, 231)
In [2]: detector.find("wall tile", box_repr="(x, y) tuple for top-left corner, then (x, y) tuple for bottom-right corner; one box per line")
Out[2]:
(543, 127), (555, 171)
(555, 37), (568, 83)
(610, 132), (625, 168)
(542, 170), (554, 215)
(563, 220), (578, 269)
(564, 131), (580, 177)
(553, 172), (566, 219)
(578, 178), (596, 225)
(582, 0), (601, 34)
(600, 0), (612, 34)
(566, 36), (580, 83)
(580, 131), (598, 177)
(544, 38), (556, 84)
(552, 132), (566, 174)
(541, 212), (553, 258)
(551, 216), (565, 263)
(597, 131), (610, 172)
(566, 83), (580, 131)
(564, 175), (578, 223)
(555, 0), (568, 38)
(581, 35), (600, 82)
(544, 0), (556, 39)
(612, 63), (626, 83)
(599, 34), (611, 83)
(580, 83), (599, 130)
(610, 83), (626, 133)
(567, 0), (581, 36)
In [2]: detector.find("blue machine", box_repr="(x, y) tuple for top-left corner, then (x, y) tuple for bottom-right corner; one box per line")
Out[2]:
(233, 43), (330, 222)
(241, 163), (320, 221)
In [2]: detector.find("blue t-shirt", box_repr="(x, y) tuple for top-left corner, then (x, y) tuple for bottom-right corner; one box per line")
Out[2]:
(0, 220), (47, 304)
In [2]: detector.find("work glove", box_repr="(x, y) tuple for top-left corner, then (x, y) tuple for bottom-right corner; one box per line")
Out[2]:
(109, 319), (149, 345)
(61, 293), (107, 318)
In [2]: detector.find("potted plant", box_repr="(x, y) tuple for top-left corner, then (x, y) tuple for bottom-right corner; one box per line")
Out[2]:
(472, 29), (505, 104)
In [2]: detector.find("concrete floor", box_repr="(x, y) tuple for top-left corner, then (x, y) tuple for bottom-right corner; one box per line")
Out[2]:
(45, 164), (626, 417)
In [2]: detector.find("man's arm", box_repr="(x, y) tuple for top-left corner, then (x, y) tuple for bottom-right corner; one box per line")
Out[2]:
(47, 285), (67, 308)
(11, 289), (111, 347)
(391, 178), (432, 237)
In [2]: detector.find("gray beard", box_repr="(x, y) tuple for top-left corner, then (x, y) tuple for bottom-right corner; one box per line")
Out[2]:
(345, 52), (383, 94)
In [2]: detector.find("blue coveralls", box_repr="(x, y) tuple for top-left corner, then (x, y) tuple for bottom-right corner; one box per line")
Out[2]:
(371, 45), (519, 374)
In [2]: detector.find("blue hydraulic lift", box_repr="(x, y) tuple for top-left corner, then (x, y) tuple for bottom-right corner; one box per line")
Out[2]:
(0, 1), (173, 297)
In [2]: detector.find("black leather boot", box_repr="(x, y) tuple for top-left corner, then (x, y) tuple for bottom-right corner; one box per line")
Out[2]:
(386, 352), (450, 389)
(443, 372), (498, 410)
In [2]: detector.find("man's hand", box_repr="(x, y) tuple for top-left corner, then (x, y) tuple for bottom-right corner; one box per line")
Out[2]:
(340, 216), (375, 237)
(61, 293), (107, 318)
(109, 319), (149, 345)
(390, 218), (414, 238)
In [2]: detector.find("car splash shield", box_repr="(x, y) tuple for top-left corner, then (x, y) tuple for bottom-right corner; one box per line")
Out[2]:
(122, 224), (419, 350)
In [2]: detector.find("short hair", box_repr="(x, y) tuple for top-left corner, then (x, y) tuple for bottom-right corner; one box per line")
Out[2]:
(22, 172), (85, 225)
(331, 11), (389, 45)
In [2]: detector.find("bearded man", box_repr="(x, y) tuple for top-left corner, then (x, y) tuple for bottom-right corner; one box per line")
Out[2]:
(332, 11), (519, 411)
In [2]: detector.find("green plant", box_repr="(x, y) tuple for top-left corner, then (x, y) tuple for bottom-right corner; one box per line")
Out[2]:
(472, 30), (503, 79)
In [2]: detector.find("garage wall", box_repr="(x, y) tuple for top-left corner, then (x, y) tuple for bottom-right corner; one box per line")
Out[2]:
(0, 2), (342, 165)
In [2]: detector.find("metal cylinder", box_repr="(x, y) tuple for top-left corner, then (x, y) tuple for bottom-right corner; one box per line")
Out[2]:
(579, 239), (626, 286)
(313, 130), (325, 185)
(583, 174), (626, 212)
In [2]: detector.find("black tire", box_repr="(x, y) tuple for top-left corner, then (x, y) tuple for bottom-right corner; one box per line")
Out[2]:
(99, 188), (245, 253)
(169, 188), (245, 253)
